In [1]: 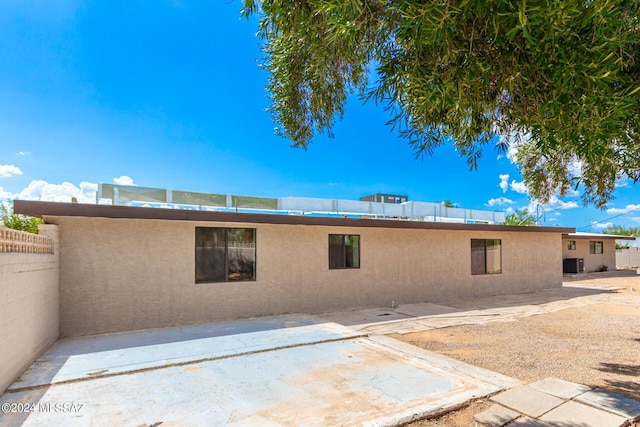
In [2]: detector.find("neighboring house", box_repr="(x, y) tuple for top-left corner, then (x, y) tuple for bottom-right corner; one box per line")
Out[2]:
(562, 232), (636, 273)
(15, 200), (573, 338)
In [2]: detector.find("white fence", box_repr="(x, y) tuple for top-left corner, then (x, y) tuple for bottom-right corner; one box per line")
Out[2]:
(616, 247), (640, 268)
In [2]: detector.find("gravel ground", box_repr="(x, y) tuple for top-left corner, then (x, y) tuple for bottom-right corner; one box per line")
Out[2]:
(394, 271), (640, 427)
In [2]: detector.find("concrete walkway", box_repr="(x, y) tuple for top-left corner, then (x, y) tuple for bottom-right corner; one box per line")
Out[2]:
(475, 378), (640, 427)
(0, 315), (518, 427)
(320, 284), (640, 335)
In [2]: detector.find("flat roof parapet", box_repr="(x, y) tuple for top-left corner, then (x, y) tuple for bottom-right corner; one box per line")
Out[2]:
(14, 200), (575, 234)
(96, 183), (507, 224)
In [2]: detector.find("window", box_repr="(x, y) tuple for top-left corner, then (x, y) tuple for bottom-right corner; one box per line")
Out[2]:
(590, 241), (603, 254)
(195, 227), (256, 283)
(471, 239), (502, 275)
(567, 240), (576, 250)
(329, 234), (360, 269)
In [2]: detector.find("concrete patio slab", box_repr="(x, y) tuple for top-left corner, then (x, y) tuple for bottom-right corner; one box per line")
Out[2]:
(491, 385), (564, 418)
(0, 318), (520, 427)
(473, 404), (519, 426)
(527, 377), (591, 400)
(507, 416), (554, 426)
(575, 388), (640, 421)
(539, 401), (628, 427)
(8, 318), (362, 391)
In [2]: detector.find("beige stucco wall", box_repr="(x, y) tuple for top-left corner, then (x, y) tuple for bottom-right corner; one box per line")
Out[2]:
(562, 238), (616, 273)
(50, 216), (563, 337)
(0, 224), (59, 394)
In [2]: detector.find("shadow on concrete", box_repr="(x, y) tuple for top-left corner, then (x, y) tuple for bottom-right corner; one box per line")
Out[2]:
(2, 314), (322, 395)
(538, 423), (595, 427)
(598, 362), (640, 400)
(563, 269), (640, 282)
(320, 285), (618, 334)
(0, 387), (49, 427)
(441, 285), (614, 311)
(55, 314), (320, 355)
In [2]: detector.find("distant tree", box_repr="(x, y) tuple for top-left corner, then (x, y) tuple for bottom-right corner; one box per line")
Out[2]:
(243, 0), (640, 208)
(502, 209), (538, 226)
(0, 202), (42, 234)
(442, 200), (456, 208)
(601, 224), (640, 249)
(601, 224), (640, 237)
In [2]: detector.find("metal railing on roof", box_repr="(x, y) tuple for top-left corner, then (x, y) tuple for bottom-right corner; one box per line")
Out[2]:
(97, 183), (505, 224)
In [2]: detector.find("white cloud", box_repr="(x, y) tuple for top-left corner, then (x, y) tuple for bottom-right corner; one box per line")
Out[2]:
(0, 165), (23, 178)
(509, 180), (528, 194)
(606, 204), (640, 214)
(486, 197), (515, 207)
(504, 206), (515, 215)
(615, 179), (630, 188)
(568, 159), (583, 178)
(526, 196), (579, 215)
(0, 186), (12, 200)
(497, 131), (530, 164)
(565, 188), (580, 197)
(16, 151), (31, 156)
(113, 175), (136, 186)
(14, 180), (97, 203)
(499, 174), (509, 193)
(591, 221), (613, 230)
(507, 143), (519, 163)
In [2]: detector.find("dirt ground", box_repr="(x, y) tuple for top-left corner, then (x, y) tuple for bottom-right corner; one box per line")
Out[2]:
(396, 271), (640, 427)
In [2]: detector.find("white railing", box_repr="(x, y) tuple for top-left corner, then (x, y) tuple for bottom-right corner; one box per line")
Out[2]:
(0, 226), (53, 254)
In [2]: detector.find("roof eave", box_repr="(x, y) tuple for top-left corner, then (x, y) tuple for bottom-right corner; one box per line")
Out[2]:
(14, 200), (576, 234)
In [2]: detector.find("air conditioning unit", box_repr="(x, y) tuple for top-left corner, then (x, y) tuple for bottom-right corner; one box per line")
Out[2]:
(563, 258), (585, 274)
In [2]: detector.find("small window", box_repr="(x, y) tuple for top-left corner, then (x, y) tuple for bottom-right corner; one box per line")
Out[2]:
(589, 241), (603, 254)
(567, 240), (576, 250)
(329, 234), (360, 269)
(195, 227), (256, 283)
(471, 239), (502, 275)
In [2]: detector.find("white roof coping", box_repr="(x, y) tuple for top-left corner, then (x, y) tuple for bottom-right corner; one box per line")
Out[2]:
(565, 232), (636, 240)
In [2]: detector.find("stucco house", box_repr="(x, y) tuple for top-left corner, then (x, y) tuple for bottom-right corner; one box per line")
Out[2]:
(561, 232), (636, 273)
(15, 199), (574, 338)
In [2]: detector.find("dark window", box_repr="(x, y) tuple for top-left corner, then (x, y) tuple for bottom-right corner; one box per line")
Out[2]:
(590, 241), (603, 254)
(329, 234), (360, 269)
(471, 239), (502, 275)
(195, 227), (256, 283)
(567, 240), (576, 250)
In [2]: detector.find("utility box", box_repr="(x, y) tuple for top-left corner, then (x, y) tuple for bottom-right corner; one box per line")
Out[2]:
(563, 258), (585, 274)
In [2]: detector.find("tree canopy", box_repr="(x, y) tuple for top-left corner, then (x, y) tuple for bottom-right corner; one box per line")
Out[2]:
(0, 202), (42, 234)
(601, 223), (640, 236)
(243, 0), (640, 207)
(501, 208), (538, 225)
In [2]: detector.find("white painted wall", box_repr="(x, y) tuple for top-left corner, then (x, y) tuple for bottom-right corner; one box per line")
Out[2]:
(0, 225), (59, 394)
(616, 247), (640, 268)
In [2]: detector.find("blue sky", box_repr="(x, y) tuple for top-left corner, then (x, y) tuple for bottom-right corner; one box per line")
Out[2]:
(1, 0), (639, 231)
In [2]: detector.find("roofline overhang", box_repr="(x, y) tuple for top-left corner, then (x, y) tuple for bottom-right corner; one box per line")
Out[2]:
(14, 200), (576, 234)
(563, 232), (636, 241)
